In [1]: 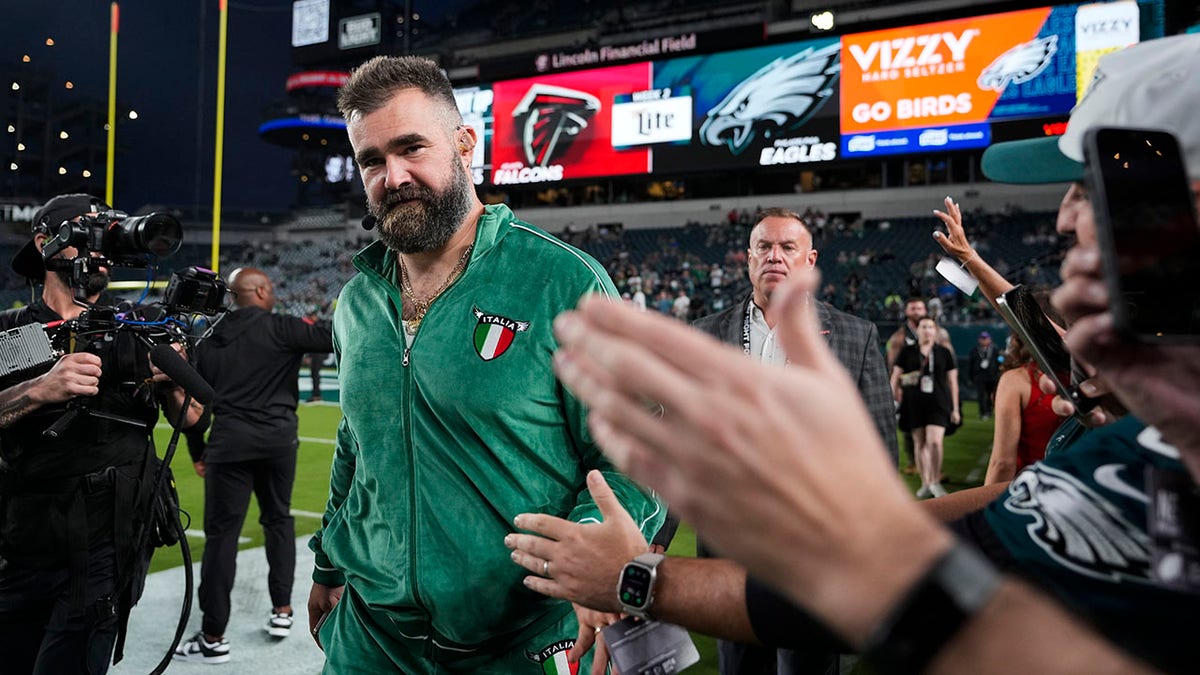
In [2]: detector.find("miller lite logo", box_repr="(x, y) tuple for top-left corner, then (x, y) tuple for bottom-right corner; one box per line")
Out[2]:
(511, 84), (600, 167)
(472, 306), (530, 361)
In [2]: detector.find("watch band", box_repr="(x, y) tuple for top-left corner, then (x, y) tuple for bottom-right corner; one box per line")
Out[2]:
(862, 542), (1001, 675)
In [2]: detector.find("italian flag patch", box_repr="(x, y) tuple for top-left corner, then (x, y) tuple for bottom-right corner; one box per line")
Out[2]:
(472, 306), (529, 361)
(526, 639), (578, 675)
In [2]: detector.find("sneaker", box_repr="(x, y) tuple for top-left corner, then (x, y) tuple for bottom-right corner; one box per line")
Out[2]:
(929, 483), (948, 498)
(915, 485), (932, 499)
(267, 610), (293, 638)
(174, 631), (230, 664)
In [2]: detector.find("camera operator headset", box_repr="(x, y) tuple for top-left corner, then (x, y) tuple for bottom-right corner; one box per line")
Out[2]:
(0, 194), (206, 674)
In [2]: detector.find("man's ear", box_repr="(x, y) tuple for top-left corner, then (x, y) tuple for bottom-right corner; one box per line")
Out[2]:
(457, 125), (478, 156)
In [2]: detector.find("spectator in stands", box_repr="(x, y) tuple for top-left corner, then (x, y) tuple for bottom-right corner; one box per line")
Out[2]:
(680, 207), (896, 675)
(967, 331), (1001, 419)
(982, 334), (1064, 485)
(654, 289), (673, 315)
(671, 287), (691, 320)
(891, 316), (959, 497)
(175, 268), (333, 664)
(306, 55), (662, 674)
(630, 284), (647, 310)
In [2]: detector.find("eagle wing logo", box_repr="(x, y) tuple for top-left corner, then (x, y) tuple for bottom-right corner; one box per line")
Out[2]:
(511, 84), (601, 167)
(978, 35), (1059, 92)
(1004, 463), (1151, 583)
(699, 42), (840, 156)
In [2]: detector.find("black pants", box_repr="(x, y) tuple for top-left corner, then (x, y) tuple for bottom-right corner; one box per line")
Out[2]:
(198, 452), (297, 637)
(717, 641), (838, 675)
(308, 354), (326, 401)
(975, 377), (997, 417)
(0, 544), (121, 675)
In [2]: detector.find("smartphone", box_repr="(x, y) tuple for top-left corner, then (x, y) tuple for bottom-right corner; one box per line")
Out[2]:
(995, 285), (1097, 421)
(1083, 127), (1200, 342)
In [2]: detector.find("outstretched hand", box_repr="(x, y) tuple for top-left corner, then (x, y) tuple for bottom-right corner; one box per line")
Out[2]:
(506, 470), (648, 613)
(551, 273), (951, 644)
(932, 196), (972, 262)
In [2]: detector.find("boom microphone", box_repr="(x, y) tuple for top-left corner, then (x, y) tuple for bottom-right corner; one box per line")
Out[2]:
(361, 214), (377, 231)
(150, 344), (215, 405)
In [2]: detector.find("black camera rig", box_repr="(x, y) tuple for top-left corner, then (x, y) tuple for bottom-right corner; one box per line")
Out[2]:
(0, 266), (228, 437)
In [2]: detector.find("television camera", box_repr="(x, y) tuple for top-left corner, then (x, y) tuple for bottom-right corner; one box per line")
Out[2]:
(0, 206), (229, 435)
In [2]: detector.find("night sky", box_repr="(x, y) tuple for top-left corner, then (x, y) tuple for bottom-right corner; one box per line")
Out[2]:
(2, 0), (302, 214)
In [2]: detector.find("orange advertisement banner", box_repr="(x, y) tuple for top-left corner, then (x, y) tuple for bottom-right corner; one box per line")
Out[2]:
(840, 7), (1053, 134)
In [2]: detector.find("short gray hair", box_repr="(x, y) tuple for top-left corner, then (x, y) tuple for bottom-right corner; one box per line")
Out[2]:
(337, 55), (461, 128)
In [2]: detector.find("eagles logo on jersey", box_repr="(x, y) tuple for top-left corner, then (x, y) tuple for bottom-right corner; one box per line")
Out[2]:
(1004, 462), (1152, 583)
(977, 35), (1059, 92)
(699, 42), (840, 156)
(511, 84), (601, 168)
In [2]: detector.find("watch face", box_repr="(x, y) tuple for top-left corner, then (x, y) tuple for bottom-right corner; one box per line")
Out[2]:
(619, 564), (652, 609)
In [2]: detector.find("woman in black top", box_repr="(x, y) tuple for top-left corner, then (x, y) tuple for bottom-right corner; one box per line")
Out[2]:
(890, 316), (959, 497)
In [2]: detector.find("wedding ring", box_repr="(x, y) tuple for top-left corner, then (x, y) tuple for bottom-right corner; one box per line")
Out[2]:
(543, 559), (551, 578)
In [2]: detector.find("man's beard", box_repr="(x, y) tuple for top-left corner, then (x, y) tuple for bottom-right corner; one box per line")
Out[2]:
(371, 156), (474, 254)
(55, 267), (109, 297)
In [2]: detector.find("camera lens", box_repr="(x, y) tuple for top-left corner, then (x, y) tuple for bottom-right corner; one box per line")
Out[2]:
(106, 212), (183, 258)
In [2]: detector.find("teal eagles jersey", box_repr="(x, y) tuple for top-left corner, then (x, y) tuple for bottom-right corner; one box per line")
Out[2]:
(981, 416), (1199, 673)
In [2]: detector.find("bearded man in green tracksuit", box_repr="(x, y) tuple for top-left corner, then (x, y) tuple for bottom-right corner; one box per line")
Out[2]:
(306, 55), (664, 674)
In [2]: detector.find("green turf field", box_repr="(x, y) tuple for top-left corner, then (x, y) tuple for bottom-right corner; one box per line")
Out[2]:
(151, 400), (995, 674)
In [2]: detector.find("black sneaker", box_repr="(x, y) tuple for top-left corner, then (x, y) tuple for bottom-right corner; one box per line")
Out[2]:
(174, 631), (231, 664)
(266, 610), (293, 638)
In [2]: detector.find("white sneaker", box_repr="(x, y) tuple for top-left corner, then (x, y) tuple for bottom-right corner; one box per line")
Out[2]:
(915, 485), (932, 499)
(929, 483), (948, 498)
(174, 631), (230, 664)
(267, 610), (293, 638)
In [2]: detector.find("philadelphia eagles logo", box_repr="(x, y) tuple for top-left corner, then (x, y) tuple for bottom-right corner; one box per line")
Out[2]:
(525, 639), (578, 675)
(512, 84), (601, 167)
(978, 35), (1059, 92)
(1004, 463), (1151, 583)
(699, 42), (840, 156)
(472, 306), (529, 361)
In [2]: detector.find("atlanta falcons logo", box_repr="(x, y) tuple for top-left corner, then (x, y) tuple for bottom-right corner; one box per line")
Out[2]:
(1004, 463), (1151, 583)
(511, 84), (601, 167)
(977, 35), (1059, 92)
(699, 42), (840, 156)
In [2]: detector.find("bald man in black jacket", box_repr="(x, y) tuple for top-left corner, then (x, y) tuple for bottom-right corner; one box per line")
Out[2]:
(176, 267), (333, 664)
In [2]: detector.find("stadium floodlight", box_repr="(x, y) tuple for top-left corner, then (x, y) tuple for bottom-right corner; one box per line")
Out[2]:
(810, 10), (835, 31)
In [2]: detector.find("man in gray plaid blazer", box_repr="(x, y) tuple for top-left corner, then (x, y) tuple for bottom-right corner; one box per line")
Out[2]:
(690, 207), (897, 675)
(693, 208), (897, 463)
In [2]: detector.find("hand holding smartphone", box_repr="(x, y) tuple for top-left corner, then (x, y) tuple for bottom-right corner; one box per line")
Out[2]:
(994, 285), (1099, 423)
(1083, 127), (1200, 342)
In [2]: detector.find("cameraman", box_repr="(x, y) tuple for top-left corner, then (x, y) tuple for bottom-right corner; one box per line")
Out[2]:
(0, 194), (204, 674)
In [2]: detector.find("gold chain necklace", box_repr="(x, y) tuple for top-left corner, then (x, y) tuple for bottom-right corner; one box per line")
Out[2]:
(399, 244), (473, 333)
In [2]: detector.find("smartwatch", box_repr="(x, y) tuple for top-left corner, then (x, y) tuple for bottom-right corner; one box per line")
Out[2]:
(617, 552), (664, 619)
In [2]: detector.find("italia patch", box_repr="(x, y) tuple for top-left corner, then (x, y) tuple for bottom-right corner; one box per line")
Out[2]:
(472, 306), (529, 361)
(525, 639), (578, 675)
